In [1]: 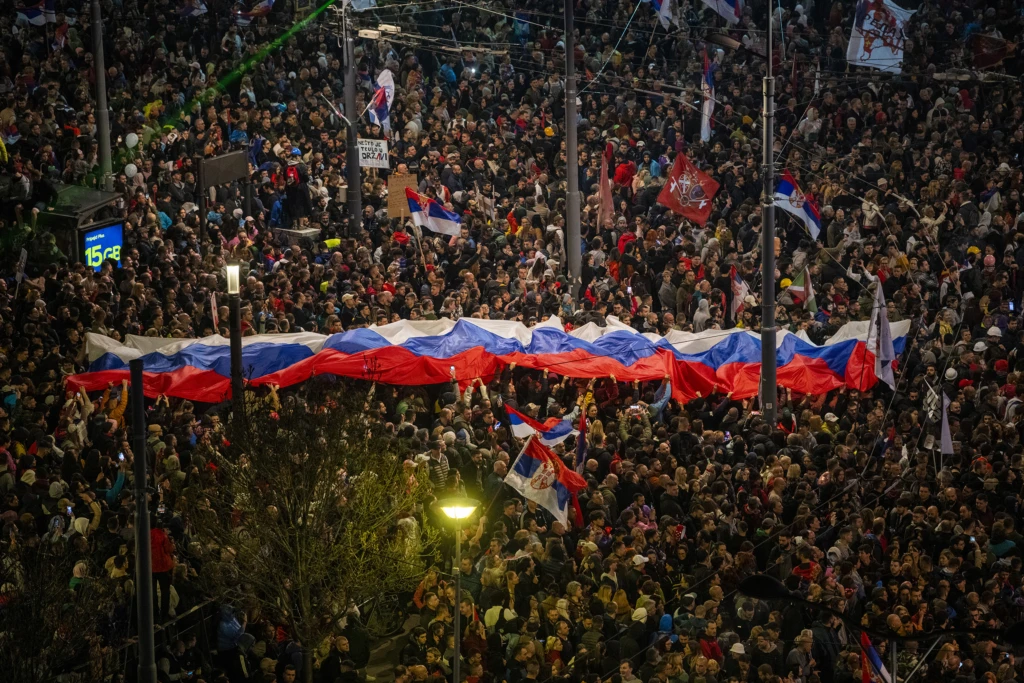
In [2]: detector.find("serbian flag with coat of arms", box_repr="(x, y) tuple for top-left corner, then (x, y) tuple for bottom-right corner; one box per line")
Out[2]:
(657, 153), (719, 227)
(505, 437), (586, 526)
(405, 188), (462, 236)
(369, 69), (395, 135)
(773, 170), (822, 239)
(859, 632), (891, 683)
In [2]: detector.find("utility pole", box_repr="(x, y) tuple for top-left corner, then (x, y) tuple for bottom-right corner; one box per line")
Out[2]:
(92, 0), (113, 191)
(564, 0), (581, 300)
(343, 7), (362, 234)
(761, 8), (778, 427)
(130, 359), (157, 683)
(226, 264), (244, 414)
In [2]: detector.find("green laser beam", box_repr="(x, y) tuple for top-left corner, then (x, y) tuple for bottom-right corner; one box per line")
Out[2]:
(162, 0), (341, 130)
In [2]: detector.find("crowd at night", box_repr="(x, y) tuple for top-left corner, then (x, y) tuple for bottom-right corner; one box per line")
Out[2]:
(2, 0), (1024, 682)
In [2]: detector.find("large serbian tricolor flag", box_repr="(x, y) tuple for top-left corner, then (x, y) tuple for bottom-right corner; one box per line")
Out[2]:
(67, 317), (909, 403)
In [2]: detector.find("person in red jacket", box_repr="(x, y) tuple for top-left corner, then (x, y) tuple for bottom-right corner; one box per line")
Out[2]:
(151, 518), (176, 623)
(699, 622), (724, 662)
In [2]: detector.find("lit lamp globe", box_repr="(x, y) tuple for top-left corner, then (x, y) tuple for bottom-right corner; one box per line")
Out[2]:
(439, 498), (480, 521)
(226, 264), (241, 295)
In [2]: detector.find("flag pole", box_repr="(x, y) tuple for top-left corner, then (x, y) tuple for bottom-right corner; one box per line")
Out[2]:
(565, 0), (582, 302)
(760, 3), (778, 427)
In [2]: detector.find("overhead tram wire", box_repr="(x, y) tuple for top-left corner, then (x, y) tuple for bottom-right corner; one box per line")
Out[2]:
(373, 39), (919, 237)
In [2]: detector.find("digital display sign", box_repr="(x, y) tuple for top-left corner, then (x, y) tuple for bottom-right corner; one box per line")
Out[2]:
(82, 222), (123, 271)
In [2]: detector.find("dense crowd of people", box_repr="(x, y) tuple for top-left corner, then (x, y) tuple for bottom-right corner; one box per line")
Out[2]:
(3, 0), (1024, 682)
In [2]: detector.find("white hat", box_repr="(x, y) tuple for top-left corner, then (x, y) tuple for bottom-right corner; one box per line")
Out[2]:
(731, 643), (746, 654)
(945, 368), (958, 381)
(988, 326), (1003, 337)
(632, 554), (649, 566)
(974, 341), (988, 352)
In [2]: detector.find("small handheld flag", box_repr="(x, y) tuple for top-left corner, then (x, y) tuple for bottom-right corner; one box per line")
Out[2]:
(505, 405), (578, 447)
(575, 413), (588, 474)
(773, 170), (822, 239)
(505, 438), (586, 526)
(405, 188), (462, 237)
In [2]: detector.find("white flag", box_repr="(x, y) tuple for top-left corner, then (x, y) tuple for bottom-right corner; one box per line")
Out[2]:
(940, 394), (953, 456)
(846, 0), (915, 73)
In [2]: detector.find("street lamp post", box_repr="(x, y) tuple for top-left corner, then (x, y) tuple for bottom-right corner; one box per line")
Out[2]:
(564, 0), (581, 299)
(130, 358), (157, 683)
(760, 14), (778, 427)
(226, 264), (243, 412)
(439, 498), (480, 683)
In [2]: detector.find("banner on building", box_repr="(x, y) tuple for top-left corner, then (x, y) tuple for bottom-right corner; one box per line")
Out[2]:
(846, 0), (915, 73)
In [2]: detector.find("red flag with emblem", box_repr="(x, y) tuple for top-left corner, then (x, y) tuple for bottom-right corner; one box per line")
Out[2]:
(657, 153), (719, 226)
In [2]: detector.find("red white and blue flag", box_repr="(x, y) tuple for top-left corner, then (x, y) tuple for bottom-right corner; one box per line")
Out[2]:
(17, 0), (56, 25)
(505, 405), (578, 446)
(235, 0), (273, 25)
(52, 22), (68, 49)
(774, 170), (822, 239)
(68, 318), (911, 403)
(648, 0), (674, 29)
(505, 437), (586, 526)
(575, 414), (588, 473)
(405, 188), (462, 237)
(701, 52), (715, 143)
(368, 69), (395, 135)
(860, 633), (891, 683)
(701, 0), (741, 24)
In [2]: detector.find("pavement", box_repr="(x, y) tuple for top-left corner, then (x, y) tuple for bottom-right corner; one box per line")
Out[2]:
(365, 613), (420, 682)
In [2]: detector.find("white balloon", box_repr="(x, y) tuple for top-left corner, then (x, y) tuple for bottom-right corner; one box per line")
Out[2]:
(125, 163), (138, 178)
(125, 133), (139, 149)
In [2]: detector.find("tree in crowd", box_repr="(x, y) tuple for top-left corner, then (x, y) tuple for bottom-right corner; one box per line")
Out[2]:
(0, 540), (119, 683)
(184, 380), (437, 682)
